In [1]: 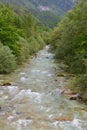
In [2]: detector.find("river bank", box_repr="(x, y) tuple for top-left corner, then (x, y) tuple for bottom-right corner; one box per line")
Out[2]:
(0, 46), (87, 130)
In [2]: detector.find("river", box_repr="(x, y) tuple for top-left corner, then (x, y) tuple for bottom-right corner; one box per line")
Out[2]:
(0, 46), (87, 130)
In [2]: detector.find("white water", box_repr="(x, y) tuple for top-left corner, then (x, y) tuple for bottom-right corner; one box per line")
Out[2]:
(0, 46), (87, 130)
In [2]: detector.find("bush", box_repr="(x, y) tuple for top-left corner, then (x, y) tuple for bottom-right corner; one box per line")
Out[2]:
(69, 74), (87, 99)
(0, 43), (16, 74)
(28, 36), (45, 55)
(64, 54), (86, 74)
(28, 37), (38, 55)
(16, 37), (30, 64)
(36, 35), (45, 49)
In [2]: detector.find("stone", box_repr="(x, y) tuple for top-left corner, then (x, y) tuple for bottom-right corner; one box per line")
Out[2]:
(54, 79), (57, 82)
(46, 56), (49, 59)
(55, 116), (73, 121)
(57, 73), (65, 77)
(0, 80), (11, 86)
(61, 89), (77, 95)
(16, 112), (22, 115)
(69, 94), (83, 101)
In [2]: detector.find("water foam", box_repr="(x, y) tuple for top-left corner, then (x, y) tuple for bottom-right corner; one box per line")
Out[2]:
(12, 119), (33, 130)
(13, 89), (42, 103)
(7, 86), (19, 96)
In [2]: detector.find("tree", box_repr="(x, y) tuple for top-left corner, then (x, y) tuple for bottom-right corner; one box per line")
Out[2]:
(0, 43), (16, 74)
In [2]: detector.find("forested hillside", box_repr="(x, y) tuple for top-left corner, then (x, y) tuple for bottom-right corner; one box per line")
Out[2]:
(50, 0), (87, 100)
(0, 2), (50, 74)
(1, 0), (76, 27)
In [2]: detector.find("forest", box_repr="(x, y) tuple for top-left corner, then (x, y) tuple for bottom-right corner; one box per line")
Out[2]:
(50, 0), (87, 100)
(1, 0), (75, 28)
(0, 2), (50, 74)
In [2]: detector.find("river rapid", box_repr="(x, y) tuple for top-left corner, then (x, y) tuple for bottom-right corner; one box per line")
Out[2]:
(0, 46), (87, 130)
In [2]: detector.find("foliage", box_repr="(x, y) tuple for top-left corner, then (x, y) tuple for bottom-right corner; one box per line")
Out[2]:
(70, 74), (87, 99)
(16, 37), (30, 64)
(0, 5), (22, 56)
(20, 12), (37, 38)
(42, 31), (51, 45)
(37, 11), (61, 28)
(28, 35), (45, 55)
(50, 0), (87, 100)
(0, 3), (48, 73)
(0, 0), (76, 28)
(51, 0), (87, 74)
(0, 43), (16, 74)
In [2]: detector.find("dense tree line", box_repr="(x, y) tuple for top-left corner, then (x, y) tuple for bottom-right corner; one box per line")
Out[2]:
(50, 0), (87, 100)
(0, 3), (50, 74)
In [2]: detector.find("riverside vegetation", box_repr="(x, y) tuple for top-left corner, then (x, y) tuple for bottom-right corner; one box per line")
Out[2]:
(0, 0), (87, 102)
(0, 2), (50, 74)
(50, 0), (87, 101)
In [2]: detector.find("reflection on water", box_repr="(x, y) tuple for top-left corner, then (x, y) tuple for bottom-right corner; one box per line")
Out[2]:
(0, 46), (87, 130)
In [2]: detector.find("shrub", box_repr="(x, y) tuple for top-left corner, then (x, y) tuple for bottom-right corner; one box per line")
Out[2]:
(64, 54), (86, 74)
(28, 37), (38, 55)
(36, 35), (45, 49)
(16, 37), (30, 64)
(69, 74), (87, 99)
(28, 36), (45, 55)
(0, 43), (16, 74)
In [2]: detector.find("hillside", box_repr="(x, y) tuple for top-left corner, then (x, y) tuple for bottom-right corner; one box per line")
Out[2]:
(1, 0), (76, 27)
(0, 2), (48, 73)
(50, 0), (87, 100)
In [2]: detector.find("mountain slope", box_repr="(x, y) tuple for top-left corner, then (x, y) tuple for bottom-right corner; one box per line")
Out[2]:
(1, 0), (76, 27)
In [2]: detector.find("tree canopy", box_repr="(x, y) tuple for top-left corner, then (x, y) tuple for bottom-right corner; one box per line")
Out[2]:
(0, 3), (49, 73)
(50, 0), (87, 100)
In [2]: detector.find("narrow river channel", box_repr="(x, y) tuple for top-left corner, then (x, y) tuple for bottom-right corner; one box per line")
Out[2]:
(0, 46), (87, 130)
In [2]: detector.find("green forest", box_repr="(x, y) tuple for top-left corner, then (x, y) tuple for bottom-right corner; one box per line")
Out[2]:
(50, 0), (87, 100)
(0, 2), (50, 74)
(1, 0), (75, 28)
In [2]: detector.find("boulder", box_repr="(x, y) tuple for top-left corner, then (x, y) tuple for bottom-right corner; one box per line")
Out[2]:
(69, 94), (83, 101)
(61, 89), (76, 95)
(61, 89), (83, 101)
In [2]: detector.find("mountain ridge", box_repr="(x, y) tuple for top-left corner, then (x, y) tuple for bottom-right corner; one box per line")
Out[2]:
(0, 0), (76, 27)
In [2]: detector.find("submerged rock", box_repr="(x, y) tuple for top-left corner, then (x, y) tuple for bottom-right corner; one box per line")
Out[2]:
(61, 89), (83, 101)
(54, 116), (73, 121)
(16, 112), (22, 115)
(46, 56), (49, 59)
(0, 80), (11, 86)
